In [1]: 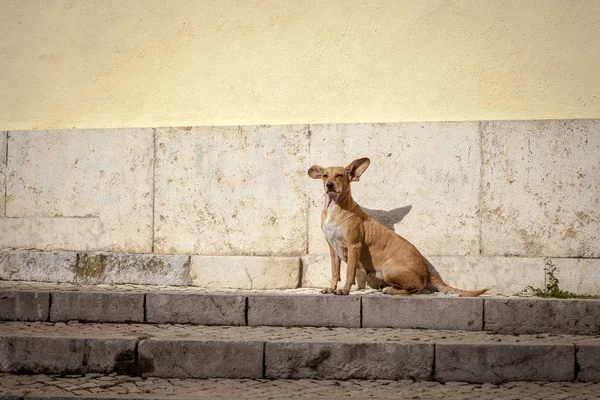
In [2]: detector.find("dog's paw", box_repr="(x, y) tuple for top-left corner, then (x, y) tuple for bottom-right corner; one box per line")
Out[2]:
(378, 280), (391, 290)
(333, 288), (350, 295)
(320, 287), (334, 294)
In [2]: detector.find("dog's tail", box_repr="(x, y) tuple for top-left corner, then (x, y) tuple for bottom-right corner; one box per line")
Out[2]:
(428, 273), (488, 297)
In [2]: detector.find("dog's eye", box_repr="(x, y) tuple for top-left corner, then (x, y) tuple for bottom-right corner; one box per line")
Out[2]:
(336, 174), (343, 178)
(322, 174), (328, 178)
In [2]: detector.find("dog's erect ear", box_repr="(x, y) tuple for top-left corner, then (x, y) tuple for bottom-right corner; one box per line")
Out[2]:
(346, 158), (370, 182)
(308, 165), (325, 179)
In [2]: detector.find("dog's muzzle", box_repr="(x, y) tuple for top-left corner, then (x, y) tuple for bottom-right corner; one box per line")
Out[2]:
(326, 182), (335, 191)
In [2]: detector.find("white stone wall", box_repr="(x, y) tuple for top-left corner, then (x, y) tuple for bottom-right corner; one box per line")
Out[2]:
(0, 132), (6, 217)
(1, 121), (599, 293)
(481, 120), (600, 257)
(1, 129), (153, 252)
(154, 125), (309, 256)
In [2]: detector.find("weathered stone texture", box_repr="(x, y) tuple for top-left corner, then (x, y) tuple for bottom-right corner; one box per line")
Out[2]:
(0, 217), (100, 251)
(4, 129), (154, 253)
(0, 251), (77, 282)
(0, 336), (136, 374)
(484, 298), (600, 335)
(146, 293), (246, 325)
(427, 256), (545, 296)
(362, 296), (483, 330)
(481, 119), (600, 257)
(308, 122), (481, 258)
(84, 338), (139, 374)
(247, 294), (360, 327)
(265, 342), (433, 380)
(435, 343), (574, 383)
(2, 120), (599, 291)
(138, 339), (264, 378)
(76, 252), (191, 286)
(50, 292), (144, 323)
(3, 374), (600, 398)
(0, 132), (6, 217)
(0, 336), (85, 374)
(301, 254), (360, 290)
(190, 256), (300, 289)
(553, 258), (600, 296)
(302, 254), (545, 295)
(0, 291), (49, 321)
(154, 125), (309, 255)
(576, 344), (600, 382)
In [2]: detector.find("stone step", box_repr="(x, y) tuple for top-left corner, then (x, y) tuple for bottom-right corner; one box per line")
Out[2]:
(1, 374), (599, 399)
(1, 321), (599, 383)
(1, 281), (600, 335)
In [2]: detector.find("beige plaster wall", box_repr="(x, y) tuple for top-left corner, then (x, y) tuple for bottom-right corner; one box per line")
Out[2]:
(1, 1), (600, 130)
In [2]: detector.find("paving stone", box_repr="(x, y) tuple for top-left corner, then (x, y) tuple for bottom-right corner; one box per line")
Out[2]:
(146, 293), (245, 325)
(0, 393), (22, 400)
(247, 294), (360, 328)
(76, 252), (191, 286)
(138, 338), (264, 379)
(576, 344), (600, 382)
(0, 252), (77, 283)
(362, 296), (483, 330)
(2, 374), (600, 399)
(484, 297), (600, 334)
(435, 343), (575, 383)
(50, 292), (144, 323)
(265, 341), (433, 380)
(0, 291), (49, 321)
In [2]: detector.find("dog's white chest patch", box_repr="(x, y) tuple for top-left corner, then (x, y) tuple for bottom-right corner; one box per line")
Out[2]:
(322, 203), (347, 262)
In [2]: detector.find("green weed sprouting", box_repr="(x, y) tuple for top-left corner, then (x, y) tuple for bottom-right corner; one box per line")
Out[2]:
(523, 258), (600, 299)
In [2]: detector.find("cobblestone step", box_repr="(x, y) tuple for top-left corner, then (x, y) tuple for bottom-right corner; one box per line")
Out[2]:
(1, 374), (600, 399)
(2, 281), (600, 334)
(1, 322), (599, 383)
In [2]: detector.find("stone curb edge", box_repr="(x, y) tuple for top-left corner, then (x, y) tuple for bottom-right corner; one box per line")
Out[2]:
(2, 285), (600, 334)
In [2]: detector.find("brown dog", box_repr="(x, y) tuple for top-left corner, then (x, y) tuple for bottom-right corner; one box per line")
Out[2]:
(308, 157), (488, 296)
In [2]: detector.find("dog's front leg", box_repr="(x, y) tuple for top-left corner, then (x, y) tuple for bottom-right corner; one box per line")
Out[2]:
(321, 244), (341, 294)
(335, 243), (361, 295)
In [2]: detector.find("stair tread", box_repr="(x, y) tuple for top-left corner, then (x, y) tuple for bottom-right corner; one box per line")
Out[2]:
(3, 279), (599, 301)
(1, 321), (599, 345)
(3, 280), (600, 336)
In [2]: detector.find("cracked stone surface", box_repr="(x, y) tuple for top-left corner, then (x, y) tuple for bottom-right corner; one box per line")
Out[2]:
(1, 374), (600, 399)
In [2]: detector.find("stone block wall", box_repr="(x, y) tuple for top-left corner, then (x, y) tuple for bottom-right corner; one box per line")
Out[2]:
(1, 120), (599, 294)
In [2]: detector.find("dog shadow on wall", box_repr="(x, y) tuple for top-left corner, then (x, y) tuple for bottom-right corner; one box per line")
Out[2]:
(361, 205), (413, 231)
(362, 204), (442, 293)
